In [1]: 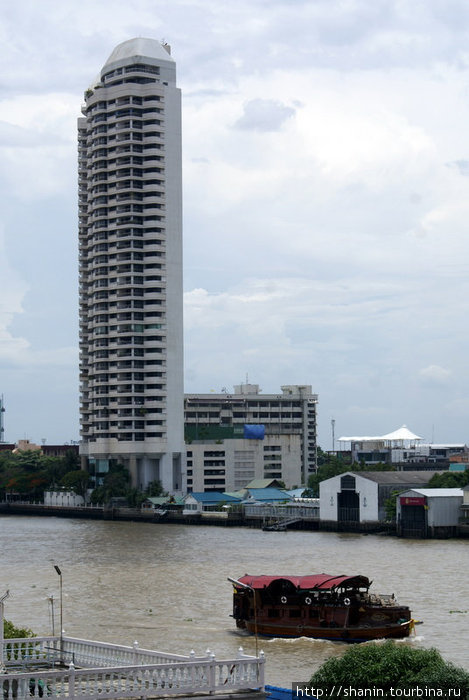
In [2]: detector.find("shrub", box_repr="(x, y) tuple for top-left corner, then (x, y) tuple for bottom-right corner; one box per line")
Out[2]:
(3, 619), (35, 638)
(309, 641), (469, 698)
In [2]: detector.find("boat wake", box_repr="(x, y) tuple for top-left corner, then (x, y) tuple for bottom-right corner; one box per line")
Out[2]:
(265, 636), (342, 646)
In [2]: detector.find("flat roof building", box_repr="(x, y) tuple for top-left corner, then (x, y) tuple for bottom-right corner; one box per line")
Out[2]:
(184, 383), (318, 491)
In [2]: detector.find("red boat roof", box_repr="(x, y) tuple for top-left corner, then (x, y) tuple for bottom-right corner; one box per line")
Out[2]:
(236, 574), (370, 590)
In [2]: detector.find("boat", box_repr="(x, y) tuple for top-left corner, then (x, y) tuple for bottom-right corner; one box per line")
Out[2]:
(229, 573), (417, 642)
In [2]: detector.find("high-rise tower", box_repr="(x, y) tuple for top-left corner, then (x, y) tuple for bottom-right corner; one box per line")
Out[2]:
(78, 38), (183, 493)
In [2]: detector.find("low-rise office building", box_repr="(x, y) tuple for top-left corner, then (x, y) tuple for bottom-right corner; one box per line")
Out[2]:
(184, 383), (317, 492)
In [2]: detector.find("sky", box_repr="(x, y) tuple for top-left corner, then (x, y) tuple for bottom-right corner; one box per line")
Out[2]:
(2, 0), (469, 448)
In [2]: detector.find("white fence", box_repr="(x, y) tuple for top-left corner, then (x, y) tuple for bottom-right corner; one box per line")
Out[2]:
(244, 502), (319, 520)
(2, 636), (265, 699)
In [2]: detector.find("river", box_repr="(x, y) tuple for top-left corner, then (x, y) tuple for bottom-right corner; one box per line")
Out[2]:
(0, 516), (467, 686)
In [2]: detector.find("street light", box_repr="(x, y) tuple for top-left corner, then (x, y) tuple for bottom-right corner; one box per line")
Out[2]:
(53, 565), (63, 658)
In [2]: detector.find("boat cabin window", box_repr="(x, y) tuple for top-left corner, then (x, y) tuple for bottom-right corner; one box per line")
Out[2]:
(289, 610), (301, 618)
(309, 609), (319, 618)
(268, 609), (280, 617)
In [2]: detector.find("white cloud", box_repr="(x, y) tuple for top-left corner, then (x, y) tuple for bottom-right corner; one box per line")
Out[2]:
(419, 365), (452, 384)
(234, 98), (296, 131)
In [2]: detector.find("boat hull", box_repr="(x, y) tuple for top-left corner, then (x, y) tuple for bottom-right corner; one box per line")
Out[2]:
(241, 618), (414, 642)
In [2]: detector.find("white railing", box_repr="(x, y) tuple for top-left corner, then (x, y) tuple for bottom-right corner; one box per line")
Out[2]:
(60, 637), (208, 667)
(244, 503), (319, 520)
(3, 636), (216, 669)
(3, 637), (57, 665)
(1, 637), (265, 699)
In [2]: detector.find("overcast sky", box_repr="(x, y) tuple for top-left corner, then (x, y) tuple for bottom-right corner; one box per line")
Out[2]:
(2, 0), (469, 447)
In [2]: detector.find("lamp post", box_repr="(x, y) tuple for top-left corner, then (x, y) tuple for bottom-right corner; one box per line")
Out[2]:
(0, 590), (10, 673)
(53, 566), (63, 659)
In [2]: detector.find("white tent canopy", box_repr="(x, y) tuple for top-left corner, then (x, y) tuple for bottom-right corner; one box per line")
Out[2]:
(338, 425), (423, 444)
(380, 425), (422, 442)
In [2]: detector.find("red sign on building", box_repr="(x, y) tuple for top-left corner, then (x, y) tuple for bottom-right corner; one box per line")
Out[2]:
(400, 496), (426, 506)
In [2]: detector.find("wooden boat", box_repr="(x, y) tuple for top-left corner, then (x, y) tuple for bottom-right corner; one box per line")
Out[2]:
(229, 573), (417, 642)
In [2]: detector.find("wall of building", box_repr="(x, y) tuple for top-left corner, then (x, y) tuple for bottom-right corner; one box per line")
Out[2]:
(426, 496), (463, 527)
(186, 434), (303, 492)
(319, 473), (379, 522)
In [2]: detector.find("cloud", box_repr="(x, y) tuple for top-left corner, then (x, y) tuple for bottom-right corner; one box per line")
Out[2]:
(234, 98), (296, 131)
(418, 365), (452, 384)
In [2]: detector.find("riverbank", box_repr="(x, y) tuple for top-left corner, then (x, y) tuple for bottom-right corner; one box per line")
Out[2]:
(2, 501), (469, 537)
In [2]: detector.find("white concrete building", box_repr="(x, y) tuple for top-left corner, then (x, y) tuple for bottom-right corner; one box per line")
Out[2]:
(78, 38), (184, 493)
(185, 383), (318, 490)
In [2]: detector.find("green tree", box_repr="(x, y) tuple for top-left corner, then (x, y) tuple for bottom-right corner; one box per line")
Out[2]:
(0, 449), (80, 500)
(427, 470), (469, 488)
(384, 489), (400, 521)
(307, 450), (353, 496)
(145, 480), (165, 497)
(309, 641), (469, 698)
(89, 462), (130, 504)
(60, 470), (90, 501)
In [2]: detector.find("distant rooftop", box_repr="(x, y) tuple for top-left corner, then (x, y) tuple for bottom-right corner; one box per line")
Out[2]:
(405, 488), (464, 497)
(356, 471), (442, 484)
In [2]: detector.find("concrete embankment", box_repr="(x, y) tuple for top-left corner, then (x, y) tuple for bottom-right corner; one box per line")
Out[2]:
(0, 502), (319, 529)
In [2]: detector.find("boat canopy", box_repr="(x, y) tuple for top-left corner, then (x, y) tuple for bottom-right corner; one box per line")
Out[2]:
(236, 574), (370, 591)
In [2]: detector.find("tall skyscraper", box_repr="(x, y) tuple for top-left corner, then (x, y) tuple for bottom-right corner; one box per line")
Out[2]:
(78, 38), (184, 493)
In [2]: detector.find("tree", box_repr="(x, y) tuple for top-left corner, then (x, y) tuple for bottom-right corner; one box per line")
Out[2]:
(384, 489), (400, 521)
(60, 470), (90, 501)
(0, 449), (81, 500)
(427, 470), (469, 488)
(145, 480), (165, 497)
(307, 450), (353, 497)
(309, 640), (469, 697)
(89, 462), (130, 504)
